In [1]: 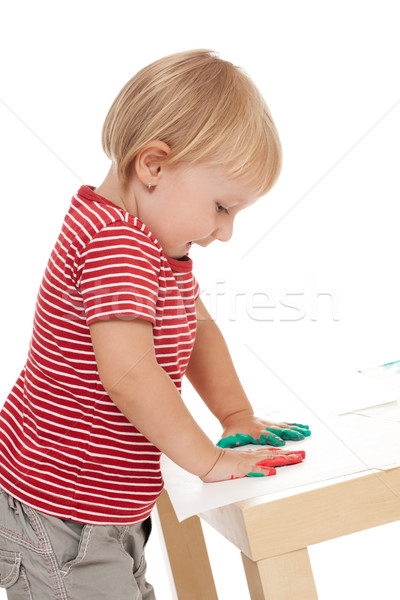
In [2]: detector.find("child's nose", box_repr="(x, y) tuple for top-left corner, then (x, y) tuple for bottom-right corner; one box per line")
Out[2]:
(213, 219), (234, 243)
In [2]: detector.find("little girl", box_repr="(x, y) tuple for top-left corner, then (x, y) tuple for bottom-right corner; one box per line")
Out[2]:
(0, 50), (309, 599)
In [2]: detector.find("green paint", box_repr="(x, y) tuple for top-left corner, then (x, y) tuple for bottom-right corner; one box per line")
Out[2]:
(382, 360), (400, 371)
(285, 423), (311, 437)
(217, 433), (285, 449)
(289, 426), (311, 436)
(217, 423), (311, 449)
(265, 427), (304, 441)
(247, 472), (265, 477)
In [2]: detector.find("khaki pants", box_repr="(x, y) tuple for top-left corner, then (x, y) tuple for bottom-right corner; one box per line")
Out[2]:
(0, 489), (156, 599)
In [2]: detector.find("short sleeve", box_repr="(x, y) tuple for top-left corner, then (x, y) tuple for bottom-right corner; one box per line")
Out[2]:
(78, 222), (160, 326)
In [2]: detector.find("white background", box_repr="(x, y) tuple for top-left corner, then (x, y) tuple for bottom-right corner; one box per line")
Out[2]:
(1, 1), (400, 598)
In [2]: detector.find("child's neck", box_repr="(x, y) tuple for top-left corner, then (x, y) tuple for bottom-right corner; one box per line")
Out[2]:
(95, 166), (138, 215)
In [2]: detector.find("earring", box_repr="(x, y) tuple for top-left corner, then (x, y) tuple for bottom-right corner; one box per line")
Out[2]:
(147, 182), (152, 190)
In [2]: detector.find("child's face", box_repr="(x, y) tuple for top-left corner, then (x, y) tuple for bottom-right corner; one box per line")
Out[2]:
(136, 164), (258, 259)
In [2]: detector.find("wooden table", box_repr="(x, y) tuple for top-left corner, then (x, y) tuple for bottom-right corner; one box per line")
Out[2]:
(156, 465), (400, 599)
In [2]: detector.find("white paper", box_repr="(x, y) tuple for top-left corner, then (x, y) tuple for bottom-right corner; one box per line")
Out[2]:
(269, 361), (400, 416)
(360, 360), (400, 387)
(324, 370), (400, 415)
(351, 401), (400, 422)
(161, 409), (400, 522)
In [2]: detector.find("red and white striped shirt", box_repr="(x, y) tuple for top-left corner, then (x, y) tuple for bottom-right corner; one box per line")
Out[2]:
(0, 185), (199, 524)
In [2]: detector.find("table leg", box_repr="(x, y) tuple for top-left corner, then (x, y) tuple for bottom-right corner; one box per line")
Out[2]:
(241, 547), (318, 600)
(156, 490), (218, 599)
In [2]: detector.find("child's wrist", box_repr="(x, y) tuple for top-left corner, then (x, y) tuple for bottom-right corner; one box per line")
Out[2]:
(200, 448), (225, 479)
(220, 408), (254, 428)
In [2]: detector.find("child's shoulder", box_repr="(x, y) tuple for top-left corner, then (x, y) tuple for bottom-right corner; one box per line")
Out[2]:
(70, 185), (162, 257)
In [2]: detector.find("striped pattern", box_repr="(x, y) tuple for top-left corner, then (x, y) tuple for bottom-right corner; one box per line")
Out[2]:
(0, 185), (199, 525)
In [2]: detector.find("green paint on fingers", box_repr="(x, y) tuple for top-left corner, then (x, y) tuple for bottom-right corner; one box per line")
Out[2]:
(258, 433), (285, 446)
(217, 433), (285, 449)
(287, 423), (310, 431)
(265, 427), (304, 441)
(289, 426), (311, 437)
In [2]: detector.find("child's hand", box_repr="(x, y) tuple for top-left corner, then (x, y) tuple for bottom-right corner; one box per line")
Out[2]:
(218, 414), (311, 448)
(201, 447), (305, 483)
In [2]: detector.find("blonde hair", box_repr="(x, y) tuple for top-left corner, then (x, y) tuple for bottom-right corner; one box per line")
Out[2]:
(101, 50), (282, 197)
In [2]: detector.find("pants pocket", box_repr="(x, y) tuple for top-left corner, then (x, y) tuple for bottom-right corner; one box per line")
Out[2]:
(0, 549), (32, 597)
(59, 524), (92, 575)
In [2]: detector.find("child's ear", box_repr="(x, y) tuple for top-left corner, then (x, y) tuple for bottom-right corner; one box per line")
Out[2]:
(134, 140), (171, 188)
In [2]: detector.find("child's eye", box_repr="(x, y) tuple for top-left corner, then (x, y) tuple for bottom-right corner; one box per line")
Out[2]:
(216, 204), (229, 214)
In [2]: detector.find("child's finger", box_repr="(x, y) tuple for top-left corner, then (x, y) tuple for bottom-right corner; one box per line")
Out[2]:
(263, 448), (306, 459)
(265, 426), (304, 441)
(217, 432), (285, 449)
(285, 422), (311, 435)
(247, 467), (276, 477)
(229, 466), (277, 479)
(283, 423), (311, 437)
(256, 452), (304, 468)
(258, 432), (286, 446)
(230, 466), (277, 479)
(288, 426), (311, 437)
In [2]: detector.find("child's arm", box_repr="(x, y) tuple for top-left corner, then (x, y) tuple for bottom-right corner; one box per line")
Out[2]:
(90, 317), (300, 481)
(185, 297), (310, 444)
